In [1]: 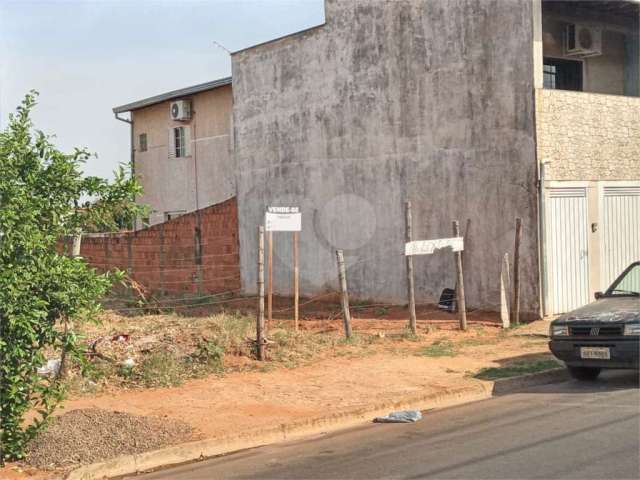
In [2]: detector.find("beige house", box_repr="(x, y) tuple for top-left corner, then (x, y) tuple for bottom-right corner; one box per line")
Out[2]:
(113, 77), (234, 226)
(535, 0), (639, 315)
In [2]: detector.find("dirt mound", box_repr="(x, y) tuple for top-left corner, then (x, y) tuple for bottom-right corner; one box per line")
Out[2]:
(26, 408), (197, 469)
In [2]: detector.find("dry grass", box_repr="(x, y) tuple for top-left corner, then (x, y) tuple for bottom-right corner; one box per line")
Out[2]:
(60, 309), (535, 393)
(473, 358), (560, 380)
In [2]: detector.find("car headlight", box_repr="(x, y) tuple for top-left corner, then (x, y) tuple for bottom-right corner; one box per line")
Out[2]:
(550, 325), (569, 336)
(623, 324), (640, 336)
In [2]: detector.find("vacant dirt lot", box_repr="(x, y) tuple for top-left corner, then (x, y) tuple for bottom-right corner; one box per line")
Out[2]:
(6, 301), (554, 478)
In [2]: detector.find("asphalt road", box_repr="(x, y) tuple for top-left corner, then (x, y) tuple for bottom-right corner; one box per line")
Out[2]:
(132, 370), (639, 480)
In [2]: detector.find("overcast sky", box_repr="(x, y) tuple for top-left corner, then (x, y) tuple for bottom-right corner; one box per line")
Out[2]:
(0, 0), (325, 179)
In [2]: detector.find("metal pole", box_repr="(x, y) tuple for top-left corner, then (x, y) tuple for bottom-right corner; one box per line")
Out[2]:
(511, 218), (522, 326)
(539, 162), (549, 317)
(195, 211), (203, 295)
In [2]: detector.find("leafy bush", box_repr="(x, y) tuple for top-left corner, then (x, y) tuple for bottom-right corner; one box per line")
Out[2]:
(191, 339), (225, 374)
(0, 92), (145, 462)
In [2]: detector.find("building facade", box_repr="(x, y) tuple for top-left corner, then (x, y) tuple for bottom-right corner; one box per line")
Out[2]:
(535, 0), (640, 315)
(113, 78), (235, 227)
(113, 0), (639, 319)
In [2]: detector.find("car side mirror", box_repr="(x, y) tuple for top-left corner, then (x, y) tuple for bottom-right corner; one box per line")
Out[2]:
(594, 291), (603, 300)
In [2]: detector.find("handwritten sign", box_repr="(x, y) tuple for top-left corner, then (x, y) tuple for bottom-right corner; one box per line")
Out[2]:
(405, 237), (464, 256)
(265, 206), (301, 232)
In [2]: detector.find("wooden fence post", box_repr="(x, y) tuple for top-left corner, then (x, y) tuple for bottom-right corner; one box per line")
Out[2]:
(511, 218), (522, 326)
(267, 231), (273, 326)
(336, 250), (353, 339)
(405, 201), (417, 334)
(452, 220), (467, 331)
(293, 231), (300, 331)
(500, 253), (511, 329)
(257, 226), (266, 360)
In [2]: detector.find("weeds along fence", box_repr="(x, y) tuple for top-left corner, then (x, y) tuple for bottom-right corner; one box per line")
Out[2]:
(55, 195), (525, 364)
(251, 204), (525, 360)
(61, 198), (242, 311)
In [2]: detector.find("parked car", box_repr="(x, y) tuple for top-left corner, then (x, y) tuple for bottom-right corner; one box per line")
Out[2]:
(549, 261), (640, 380)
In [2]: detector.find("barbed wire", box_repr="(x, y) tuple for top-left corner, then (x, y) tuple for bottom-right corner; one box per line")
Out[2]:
(80, 260), (238, 273)
(87, 267), (237, 277)
(271, 292), (338, 313)
(108, 295), (256, 314)
(90, 223), (516, 323)
(103, 288), (244, 307)
(63, 238), (235, 250)
(135, 274), (241, 286)
(80, 250), (238, 263)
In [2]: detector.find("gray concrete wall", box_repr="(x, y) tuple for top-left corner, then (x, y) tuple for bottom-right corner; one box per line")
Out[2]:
(232, 0), (540, 316)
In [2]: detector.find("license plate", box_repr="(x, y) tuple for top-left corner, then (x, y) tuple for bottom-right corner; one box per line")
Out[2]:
(580, 347), (610, 360)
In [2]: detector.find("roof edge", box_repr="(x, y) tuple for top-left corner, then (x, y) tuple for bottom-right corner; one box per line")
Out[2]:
(112, 76), (232, 114)
(231, 23), (326, 56)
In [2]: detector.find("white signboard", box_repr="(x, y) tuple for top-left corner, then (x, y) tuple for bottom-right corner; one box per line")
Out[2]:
(265, 206), (301, 232)
(405, 237), (464, 256)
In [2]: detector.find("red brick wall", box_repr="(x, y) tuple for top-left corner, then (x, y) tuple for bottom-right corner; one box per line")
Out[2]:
(77, 197), (240, 296)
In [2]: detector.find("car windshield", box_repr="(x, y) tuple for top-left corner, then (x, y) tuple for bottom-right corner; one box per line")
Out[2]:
(605, 264), (640, 297)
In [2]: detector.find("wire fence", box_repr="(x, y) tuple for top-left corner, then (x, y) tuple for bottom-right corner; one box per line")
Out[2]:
(75, 205), (523, 361)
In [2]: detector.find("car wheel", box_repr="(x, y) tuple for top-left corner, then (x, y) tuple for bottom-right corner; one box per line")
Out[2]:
(567, 366), (601, 381)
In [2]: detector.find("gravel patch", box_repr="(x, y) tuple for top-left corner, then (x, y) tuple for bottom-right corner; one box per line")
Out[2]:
(26, 408), (197, 469)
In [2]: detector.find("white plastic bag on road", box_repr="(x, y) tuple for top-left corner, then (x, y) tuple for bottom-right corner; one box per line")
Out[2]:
(374, 410), (422, 423)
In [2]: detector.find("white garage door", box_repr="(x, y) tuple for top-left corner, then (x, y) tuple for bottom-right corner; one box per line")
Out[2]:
(547, 187), (590, 314)
(601, 186), (640, 290)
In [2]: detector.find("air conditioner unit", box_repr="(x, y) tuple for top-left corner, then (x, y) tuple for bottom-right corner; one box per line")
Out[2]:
(565, 23), (602, 57)
(170, 100), (191, 121)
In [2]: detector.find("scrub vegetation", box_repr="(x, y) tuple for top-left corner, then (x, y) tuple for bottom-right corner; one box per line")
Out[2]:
(0, 92), (145, 462)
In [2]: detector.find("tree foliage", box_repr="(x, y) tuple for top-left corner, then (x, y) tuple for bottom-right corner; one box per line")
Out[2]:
(0, 92), (146, 462)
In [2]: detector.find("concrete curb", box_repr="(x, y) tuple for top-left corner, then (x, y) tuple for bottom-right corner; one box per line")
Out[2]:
(491, 367), (569, 395)
(66, 368), (568, 480)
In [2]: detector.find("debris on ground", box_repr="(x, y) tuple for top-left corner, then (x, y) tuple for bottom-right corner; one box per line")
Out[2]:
(374, 410), (423, 423)
(36, 359), (61, 377)
(26, 408), (198, 469)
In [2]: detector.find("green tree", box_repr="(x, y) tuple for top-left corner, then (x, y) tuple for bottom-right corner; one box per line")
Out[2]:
(0, 92), (146, 462)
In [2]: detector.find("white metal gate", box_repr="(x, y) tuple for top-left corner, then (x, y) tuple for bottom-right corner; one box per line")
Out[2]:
(601, 186), (640, 290)
(547, 187), (590, 314)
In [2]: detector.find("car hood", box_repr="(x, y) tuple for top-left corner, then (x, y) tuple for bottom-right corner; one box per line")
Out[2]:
(555, 297), (640, 324)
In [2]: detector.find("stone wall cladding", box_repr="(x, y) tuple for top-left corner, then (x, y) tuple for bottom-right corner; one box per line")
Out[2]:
(536, 89), (640, 181)
(76, 197), (240, 296)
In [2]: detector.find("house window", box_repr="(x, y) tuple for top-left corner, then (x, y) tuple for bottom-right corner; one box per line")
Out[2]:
(543, 58), (583, 92)
(169, 126), (190, 158)
(138, 133), (148, 152)
(164, 210), (186, 222)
